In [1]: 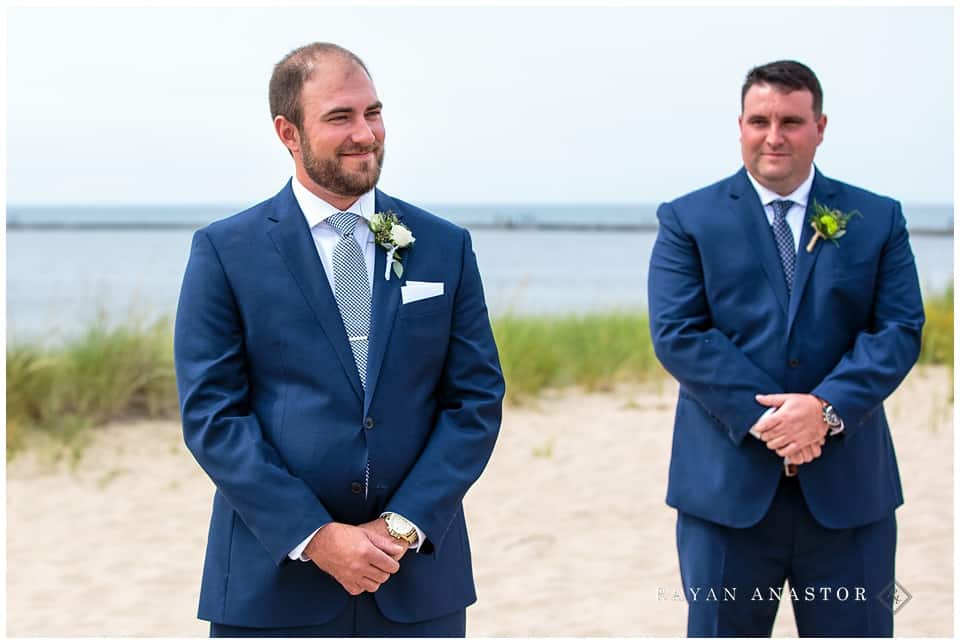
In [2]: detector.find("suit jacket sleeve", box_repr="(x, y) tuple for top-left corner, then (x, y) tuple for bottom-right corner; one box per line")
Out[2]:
(648, 201), (784, 445)
(174, 230), (334, 565)
(384, 229), (504, 554)
(811, 202), (924, 431)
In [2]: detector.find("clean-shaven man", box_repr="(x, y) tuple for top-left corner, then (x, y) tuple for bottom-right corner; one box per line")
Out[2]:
(174, 42), (504, 637)
(648, 60), (923, 636)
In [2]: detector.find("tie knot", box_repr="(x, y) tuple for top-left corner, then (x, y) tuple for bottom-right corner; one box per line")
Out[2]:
(771, 200), (793, 222)
(328, 211), (360, 237)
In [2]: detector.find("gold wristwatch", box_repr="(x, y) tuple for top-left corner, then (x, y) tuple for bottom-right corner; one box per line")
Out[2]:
(383, 512), (418, 546)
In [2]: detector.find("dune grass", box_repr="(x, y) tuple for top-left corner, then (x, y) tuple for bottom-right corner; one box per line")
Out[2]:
(493, 312), (665, 402)
(6, 288), (953, 456)
(919, 285), (953, 367)
(6, 317), (178, 458)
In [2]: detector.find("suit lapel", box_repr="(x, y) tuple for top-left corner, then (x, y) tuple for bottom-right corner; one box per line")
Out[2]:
(729, 169), (790, 315)
(787, 169), (836, 334)
(362, 189), (403, 414)
(265, 181), (364, 402)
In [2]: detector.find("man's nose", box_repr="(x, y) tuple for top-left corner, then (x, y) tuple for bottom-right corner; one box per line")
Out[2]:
(765, 124), (785, 147)
(350, 118), (377, 145)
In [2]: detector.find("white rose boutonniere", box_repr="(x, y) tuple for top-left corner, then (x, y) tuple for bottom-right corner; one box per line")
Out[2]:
(390, 224), (414, 248)
(369, 211), (415, 280)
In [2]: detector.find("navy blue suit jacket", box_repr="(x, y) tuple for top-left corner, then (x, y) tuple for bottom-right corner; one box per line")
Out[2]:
(648, 168), (924, 530)
(173, 182), (504, 627)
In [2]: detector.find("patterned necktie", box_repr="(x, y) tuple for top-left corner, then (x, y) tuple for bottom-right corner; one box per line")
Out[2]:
(770, 199), (796, 294)
(327, 212), (372, 388)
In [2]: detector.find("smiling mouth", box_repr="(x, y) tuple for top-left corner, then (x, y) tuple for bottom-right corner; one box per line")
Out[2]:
(339, 145), (379, 157)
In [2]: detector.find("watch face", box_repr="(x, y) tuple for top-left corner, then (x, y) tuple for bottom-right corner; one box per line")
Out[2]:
(824, 407), (840, 426)
(389, 514), (413, 534)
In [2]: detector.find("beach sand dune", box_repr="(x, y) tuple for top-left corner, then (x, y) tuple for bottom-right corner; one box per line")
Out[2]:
(6, 367), (952, 636)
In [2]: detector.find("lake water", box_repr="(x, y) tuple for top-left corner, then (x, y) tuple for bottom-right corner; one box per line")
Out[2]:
(6, 203), (953, 342)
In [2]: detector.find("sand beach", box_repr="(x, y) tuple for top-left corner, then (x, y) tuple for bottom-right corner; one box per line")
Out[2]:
(6, 367), (952, 637)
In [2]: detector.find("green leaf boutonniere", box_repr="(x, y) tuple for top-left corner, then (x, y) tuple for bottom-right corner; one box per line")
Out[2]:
(806, 201), (862, 253)
(368, 211), (415, 280)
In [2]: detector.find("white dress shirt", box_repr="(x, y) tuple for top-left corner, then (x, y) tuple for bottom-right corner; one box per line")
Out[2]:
(291, 176), (377, 288)
(286, 176), (425, 561)
(744, 164), (815, 251)
(744, 165), (844, 445)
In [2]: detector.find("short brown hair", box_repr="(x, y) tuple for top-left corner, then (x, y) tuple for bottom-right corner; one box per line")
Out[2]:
(268, 42), (370, 129)
(741, 60), (823, 117)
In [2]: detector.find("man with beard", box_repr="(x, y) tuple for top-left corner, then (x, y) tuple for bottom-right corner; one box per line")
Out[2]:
(174, 42), (504, 637)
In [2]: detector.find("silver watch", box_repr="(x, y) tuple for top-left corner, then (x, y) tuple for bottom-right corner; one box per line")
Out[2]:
(821, 402), (842, 430)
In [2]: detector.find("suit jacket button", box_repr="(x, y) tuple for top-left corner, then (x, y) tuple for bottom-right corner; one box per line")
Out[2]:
(789, 359), (800, 368)
(364, 417), (375, 430)
(350, 481), (363, 494)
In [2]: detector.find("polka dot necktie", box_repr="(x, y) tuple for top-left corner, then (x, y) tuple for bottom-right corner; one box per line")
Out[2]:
(770, 199), (797, 294)
(326, 212), (372, 388)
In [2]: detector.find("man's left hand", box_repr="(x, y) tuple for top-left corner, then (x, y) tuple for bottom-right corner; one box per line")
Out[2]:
(753, 393), (829, 462)
(358, 518), (408, 562)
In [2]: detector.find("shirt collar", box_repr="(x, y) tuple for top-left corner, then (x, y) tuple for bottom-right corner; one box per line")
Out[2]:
(745, 164), (816, 208)
(291, 175), (377, 230)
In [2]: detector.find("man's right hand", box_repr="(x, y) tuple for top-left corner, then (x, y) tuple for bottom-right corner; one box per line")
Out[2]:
(303, 523), (405, 595)
(784, 438), (826, 466)
(358, 518), (408, 562)
(753, 393), (829, 467)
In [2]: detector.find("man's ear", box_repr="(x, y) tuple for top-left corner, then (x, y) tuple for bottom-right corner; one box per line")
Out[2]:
(274, 115), (300, 156)
(815, 113), (827, 145)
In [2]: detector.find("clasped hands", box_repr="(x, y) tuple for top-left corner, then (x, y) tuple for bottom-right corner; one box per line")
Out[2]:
(303, 518), (408, 596)
(753, 393), (829, 466)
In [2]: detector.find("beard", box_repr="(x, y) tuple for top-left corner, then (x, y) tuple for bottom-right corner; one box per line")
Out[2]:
(301, 136), (384, 197)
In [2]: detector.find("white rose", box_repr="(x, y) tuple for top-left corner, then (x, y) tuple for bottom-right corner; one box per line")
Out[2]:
(390, 224), (415, 247)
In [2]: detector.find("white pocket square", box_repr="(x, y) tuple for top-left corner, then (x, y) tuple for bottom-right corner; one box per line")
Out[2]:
(401, 281), (444, 304)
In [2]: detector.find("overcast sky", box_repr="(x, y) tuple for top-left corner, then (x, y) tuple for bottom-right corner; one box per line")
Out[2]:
(5, 5), (953, 205)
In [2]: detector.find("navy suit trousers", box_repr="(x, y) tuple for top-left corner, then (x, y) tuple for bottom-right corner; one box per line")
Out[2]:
(677, 475), (896, 637)
(209, 593), (466, 637)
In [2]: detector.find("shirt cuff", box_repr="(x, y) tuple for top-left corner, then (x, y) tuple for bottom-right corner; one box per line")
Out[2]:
(829, 417), (845, 435)
(380, 512), (426, 553)
(749, 409), (791, 466)
(288, 527), (323, 562)
(749, 406), (777, 439)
